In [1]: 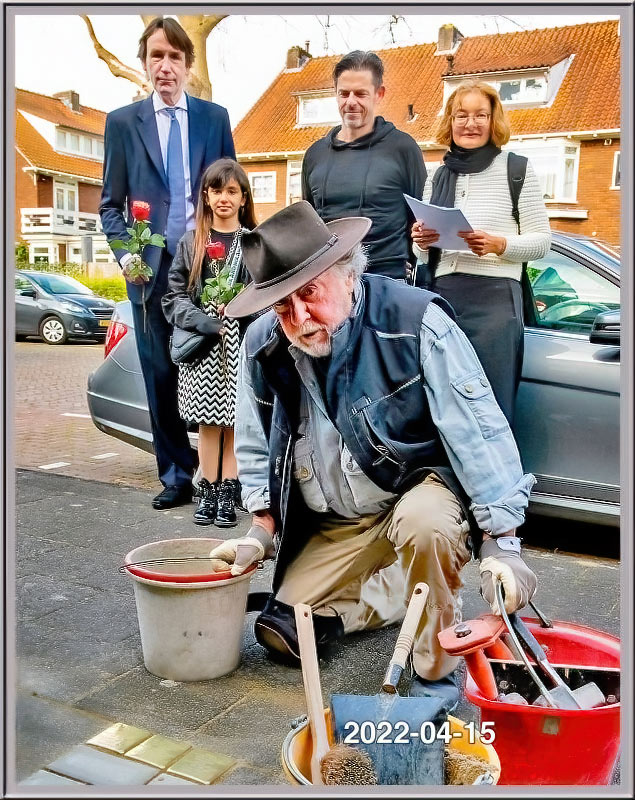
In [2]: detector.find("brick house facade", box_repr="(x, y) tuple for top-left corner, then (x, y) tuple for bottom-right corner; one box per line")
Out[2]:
(15, 88), (115, 265)
(233, 20), (621, 246)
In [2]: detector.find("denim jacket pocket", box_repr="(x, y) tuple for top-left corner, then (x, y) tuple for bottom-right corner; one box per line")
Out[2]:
(293, 438), (329, 513)
(451, 371), (510, 440)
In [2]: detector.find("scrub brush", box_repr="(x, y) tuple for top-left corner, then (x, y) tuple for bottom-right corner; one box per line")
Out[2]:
(320, 744), (377, 785)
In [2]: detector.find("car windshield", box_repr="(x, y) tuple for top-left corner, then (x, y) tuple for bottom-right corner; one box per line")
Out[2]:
(29, 273), (93, 295)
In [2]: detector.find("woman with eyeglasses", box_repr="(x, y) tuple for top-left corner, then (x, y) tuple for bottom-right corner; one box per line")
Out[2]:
(411, 80), (551, 424)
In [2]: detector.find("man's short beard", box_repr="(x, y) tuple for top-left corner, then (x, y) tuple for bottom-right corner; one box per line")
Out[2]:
(288, 322), (333, 357)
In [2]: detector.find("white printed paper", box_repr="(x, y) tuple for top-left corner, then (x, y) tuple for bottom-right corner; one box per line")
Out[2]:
(404, 194), (473, 252)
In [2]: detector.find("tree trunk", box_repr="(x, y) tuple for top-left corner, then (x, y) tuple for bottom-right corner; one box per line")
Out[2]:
(178, 15), (226, 100)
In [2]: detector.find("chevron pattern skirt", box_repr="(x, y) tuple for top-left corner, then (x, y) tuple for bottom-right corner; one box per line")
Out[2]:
(177, 307), (240, 427)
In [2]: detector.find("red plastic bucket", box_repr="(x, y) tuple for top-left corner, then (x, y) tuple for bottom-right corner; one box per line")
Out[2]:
(464, 617), (620, 785)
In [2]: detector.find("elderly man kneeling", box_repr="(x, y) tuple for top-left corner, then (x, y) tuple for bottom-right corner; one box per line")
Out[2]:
(211, 201), (536, 710)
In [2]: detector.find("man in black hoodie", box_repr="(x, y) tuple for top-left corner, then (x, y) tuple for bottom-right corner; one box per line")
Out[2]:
(301, 50), (426, 280)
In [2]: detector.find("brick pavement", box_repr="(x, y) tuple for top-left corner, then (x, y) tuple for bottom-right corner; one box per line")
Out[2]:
(12, 341), (158, 489)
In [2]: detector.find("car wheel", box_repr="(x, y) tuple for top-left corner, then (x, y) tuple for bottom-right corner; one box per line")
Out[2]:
(39, 316), (68, 345)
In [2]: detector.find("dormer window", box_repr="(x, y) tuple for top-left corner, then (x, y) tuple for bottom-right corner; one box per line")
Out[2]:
(296, 92), (339, 126)
(55, 127), (104, 160)
(498, 75), (547, 103)
(442, 57), (573, 111)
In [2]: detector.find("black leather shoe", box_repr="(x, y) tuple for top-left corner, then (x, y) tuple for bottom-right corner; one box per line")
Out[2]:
(214, 479), (237, 528)
(193, 479), (217, 525)
(151, 485), (192, 510)
(254, 595), (344, 666)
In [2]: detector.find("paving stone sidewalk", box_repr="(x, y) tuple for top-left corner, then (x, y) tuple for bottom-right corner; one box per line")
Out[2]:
(11, 469), (621, 790)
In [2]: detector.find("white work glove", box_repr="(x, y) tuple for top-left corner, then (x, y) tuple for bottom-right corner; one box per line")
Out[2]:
(209, 525), (276, 577)
(479, 536), (537, 615)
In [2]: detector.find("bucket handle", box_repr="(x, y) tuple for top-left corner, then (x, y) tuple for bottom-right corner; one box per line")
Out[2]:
(118, 556), (227, 574)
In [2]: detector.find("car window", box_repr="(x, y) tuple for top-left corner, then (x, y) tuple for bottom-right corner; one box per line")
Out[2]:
(15, 274), (34, 293)
(28, 273), (93, 296)
(527, 251), (620, 334)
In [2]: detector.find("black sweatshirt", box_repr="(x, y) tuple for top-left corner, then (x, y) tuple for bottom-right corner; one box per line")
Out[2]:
(301, 116), (426, 280)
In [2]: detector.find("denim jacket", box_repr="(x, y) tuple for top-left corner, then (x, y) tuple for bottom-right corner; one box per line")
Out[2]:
(235, 277), (535, 542)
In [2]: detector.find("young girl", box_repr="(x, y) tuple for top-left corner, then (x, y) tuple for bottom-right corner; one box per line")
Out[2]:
(162, 158), (258, 526)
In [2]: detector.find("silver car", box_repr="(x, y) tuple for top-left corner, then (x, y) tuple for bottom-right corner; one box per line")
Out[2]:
(87, 233), (620, 526)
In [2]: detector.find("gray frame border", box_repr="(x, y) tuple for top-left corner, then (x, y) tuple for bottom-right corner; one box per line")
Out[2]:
(3, 1), (632, 797)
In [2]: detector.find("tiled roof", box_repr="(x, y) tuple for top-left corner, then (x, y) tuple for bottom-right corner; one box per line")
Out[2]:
(233, 20), (620, 155)
(15, 88), (106, 135)
(16, 112), (103, 181)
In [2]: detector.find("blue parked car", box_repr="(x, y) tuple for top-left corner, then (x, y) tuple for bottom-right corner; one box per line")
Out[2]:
(15, 270), (115, 345)
(87, 233), (620, 527)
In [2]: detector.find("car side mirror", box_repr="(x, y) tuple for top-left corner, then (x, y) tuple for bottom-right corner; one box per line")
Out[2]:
(590, 309), (620, 346)
(19, 288), (37, 298)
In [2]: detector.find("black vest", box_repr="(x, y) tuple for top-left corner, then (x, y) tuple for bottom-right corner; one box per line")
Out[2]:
(245, 275), (468, 589)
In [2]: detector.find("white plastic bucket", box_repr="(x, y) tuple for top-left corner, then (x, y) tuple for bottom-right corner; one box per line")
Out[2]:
(123, 538), (256, 681)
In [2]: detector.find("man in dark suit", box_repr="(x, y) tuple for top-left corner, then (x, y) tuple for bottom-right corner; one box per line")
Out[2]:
(100, 17), (236, 510)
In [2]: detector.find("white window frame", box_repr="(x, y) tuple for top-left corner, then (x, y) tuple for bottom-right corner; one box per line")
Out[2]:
(610, 151), (621, 190)
(53, 178), (79, 217)
(248, 171), (277, 204)
(286, 160), (303, 206)
(503, 139), (580, 203)
(55, 127), (104, 161)
(296, 93), (340, 126)
(30, 244), (55, 264)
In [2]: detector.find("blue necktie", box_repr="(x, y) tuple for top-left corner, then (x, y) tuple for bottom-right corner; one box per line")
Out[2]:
(165, 107), (186, 255)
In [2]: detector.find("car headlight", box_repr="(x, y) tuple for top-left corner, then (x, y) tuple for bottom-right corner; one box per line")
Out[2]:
(59, 301), (86, 313)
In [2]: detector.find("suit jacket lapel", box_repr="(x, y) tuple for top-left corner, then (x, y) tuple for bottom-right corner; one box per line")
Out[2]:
(136, 97), (168, 190)
(187, 95), (205, 195)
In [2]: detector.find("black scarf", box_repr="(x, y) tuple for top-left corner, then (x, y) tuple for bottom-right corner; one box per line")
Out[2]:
(421, 141), (501, 286)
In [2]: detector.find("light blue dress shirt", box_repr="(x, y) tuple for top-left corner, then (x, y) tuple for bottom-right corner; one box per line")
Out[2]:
(152, 91), (195, 230)
(234, 292), (535, 536)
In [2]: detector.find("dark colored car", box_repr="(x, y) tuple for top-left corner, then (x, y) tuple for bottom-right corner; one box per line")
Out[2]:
(15, 270), (115, 345)
(87, 233), (620, 526)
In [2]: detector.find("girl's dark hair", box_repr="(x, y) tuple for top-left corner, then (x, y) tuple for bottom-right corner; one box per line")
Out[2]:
(138, 17), (195, 68)
(190, 159), (257, 290)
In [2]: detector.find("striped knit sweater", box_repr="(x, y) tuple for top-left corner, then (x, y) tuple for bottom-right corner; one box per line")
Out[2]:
(413, 151), (551, 281)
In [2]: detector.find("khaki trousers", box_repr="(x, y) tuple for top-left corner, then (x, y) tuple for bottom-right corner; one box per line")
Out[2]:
(276, 474), (472, 680)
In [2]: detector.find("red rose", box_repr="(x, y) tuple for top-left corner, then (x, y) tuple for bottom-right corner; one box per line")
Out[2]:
(206, 241), (226, 260)
(131, 201), (151, 221)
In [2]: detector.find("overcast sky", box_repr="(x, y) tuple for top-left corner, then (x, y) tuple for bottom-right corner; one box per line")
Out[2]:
(13, 10), (620, 128)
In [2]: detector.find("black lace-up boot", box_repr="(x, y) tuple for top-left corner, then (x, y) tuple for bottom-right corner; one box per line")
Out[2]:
(215, 479), (238, 528)
(193, 478), (217, 526)
(227, 478), (247, 513)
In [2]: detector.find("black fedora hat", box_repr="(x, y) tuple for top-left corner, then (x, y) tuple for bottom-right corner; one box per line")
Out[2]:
(224, 201), (371, 318)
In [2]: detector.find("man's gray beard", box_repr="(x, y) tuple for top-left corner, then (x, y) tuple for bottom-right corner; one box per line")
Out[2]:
(290, 335), (332, 357)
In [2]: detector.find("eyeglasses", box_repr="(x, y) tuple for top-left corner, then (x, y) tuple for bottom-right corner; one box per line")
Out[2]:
(452, 112), (491, 126)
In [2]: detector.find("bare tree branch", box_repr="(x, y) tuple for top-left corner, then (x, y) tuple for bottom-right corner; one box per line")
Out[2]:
(81, 15), (151, 94)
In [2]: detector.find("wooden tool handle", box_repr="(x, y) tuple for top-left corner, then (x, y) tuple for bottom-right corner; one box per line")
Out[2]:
(382, 582), (429, 692)
(295, 603), (329, 785)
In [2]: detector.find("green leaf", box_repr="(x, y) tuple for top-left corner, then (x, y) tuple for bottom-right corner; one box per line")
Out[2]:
(149, 234), (166, 247)
(140, 227), (151, 241)
(126, 227), (136, 237)
(129, 241), (139, 254)
(109, 239), (128, 250)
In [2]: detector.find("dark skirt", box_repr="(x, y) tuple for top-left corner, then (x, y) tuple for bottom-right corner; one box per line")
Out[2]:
(433, 273), (524, 425)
